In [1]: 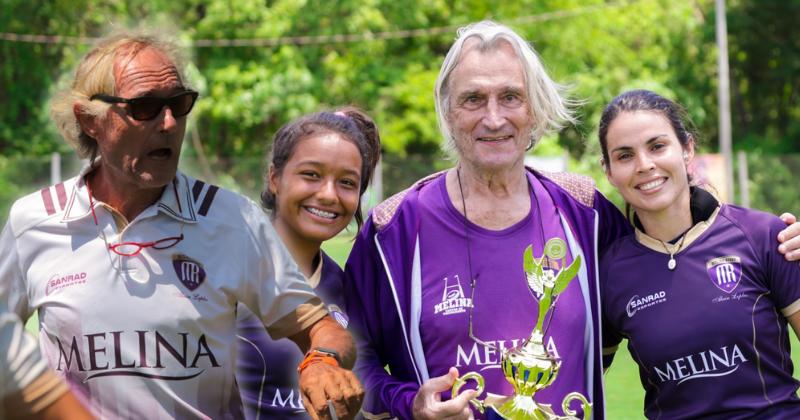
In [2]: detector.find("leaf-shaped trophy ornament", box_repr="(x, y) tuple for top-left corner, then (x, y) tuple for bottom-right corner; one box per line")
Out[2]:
(452, 238), (592, 419)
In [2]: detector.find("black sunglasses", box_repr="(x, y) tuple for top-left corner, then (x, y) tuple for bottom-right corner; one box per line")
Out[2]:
(90, 90), (198, 121)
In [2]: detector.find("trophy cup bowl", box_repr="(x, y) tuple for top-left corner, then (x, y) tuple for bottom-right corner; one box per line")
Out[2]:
(452, 331), (572, 420)
(503, 331), (561, 397)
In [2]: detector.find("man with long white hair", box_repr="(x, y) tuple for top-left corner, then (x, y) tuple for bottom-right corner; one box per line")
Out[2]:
(343, 20), (800, 419)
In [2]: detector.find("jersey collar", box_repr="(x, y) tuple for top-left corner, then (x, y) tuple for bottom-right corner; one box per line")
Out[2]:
(61, 163), (199, 224)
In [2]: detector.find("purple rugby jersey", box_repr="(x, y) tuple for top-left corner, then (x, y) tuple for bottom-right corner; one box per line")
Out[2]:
(235, 252), (348, 420)
(417, 174), (588, 416)
(602, 204), (800, 419)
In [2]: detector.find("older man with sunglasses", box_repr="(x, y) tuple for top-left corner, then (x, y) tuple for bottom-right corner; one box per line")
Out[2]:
(0, 32), (362, 419)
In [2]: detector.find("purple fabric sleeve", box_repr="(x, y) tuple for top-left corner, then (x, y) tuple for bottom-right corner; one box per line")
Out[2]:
(595, 190), (631, 371)
(599, 238), (627, 370)
(344, 218), (419, 419)
(356, 342), (419, 419)
(725, 206), (800, 311)
(593, 190), (631, 254)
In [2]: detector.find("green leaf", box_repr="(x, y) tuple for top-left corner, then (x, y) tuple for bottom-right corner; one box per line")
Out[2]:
(553, 255), (582, 296)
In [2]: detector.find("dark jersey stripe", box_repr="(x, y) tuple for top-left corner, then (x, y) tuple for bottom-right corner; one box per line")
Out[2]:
(198, 185), (219, 217)
(192, 180), (206, 202)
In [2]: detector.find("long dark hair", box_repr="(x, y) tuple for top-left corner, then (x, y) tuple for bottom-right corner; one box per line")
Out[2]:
(261, 106), (381, 228)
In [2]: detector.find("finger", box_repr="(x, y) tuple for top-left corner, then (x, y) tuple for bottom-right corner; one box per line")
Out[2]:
(780, 212), (797, 225)
(317, 368), (354, 419)
(415, 367), (462, 417)
(301, 372), (331, 420)
(326, 400), (340, 420)
(778, 233), (800, 260)
(329, 393), (350, 420)
(424, 367), (460, 395)
(341, 371), (364, 417)
(301, 390), (321, 420)
(778, 221), (800, 246)
(435, 389), (477, 417)
(782, 247), (800, 262)
(448, 366), (460, 380)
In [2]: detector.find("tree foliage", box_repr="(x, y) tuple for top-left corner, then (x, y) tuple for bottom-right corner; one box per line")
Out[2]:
(1, 0), (797, 207)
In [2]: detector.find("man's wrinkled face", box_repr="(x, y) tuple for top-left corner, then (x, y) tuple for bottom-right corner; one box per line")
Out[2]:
(91, 46), (187, 192)
(447, 39), (534, 172)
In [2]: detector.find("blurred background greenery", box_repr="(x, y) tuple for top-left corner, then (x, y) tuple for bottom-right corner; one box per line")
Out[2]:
(2, 0), (799, 218)
(4, 0), (799, 418)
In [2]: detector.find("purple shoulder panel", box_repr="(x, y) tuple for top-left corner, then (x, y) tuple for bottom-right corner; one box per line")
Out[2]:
(538, 169), (596, 208)
(372, 171), (446, 229)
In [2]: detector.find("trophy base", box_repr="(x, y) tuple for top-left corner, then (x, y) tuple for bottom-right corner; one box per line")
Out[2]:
(485, 395), (559, 420)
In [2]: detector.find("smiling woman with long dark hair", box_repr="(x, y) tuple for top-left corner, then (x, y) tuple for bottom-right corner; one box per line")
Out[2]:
(599, 90), (800, 419)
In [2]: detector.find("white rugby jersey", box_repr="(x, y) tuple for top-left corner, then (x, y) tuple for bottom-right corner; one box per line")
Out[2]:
(0, 166), (326, 419)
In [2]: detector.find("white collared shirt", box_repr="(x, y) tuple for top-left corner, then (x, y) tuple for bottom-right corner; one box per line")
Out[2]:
(0, 165), (325, 419)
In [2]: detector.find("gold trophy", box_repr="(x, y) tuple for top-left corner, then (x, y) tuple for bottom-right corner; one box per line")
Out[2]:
(452, 239), (592, 419)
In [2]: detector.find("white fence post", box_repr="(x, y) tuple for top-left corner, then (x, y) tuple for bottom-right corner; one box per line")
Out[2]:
(50, 152), (61, 185)
(737, 150), (749, 208)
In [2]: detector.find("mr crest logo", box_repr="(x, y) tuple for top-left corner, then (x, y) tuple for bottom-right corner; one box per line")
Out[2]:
(706, 255), (742, 293)
(434, 275), (473, 316)
(172, 254), (206, 291)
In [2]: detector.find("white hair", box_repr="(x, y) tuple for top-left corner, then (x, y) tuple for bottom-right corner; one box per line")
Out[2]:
(434, 20), (576, 158)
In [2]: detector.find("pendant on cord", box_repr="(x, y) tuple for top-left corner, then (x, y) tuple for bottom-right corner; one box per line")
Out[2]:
(667, 257), (676, 271)
(659, 234), (687, 272)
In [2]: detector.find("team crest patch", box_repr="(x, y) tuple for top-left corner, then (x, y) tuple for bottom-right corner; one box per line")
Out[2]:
(172, 254), (206, 291)
(328, 304), (349, 328)
(706, 256), (742, 293)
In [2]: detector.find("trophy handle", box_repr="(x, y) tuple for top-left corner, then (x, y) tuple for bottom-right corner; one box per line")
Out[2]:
(451, 372), (486, 413)
(561, 391), (592, 419)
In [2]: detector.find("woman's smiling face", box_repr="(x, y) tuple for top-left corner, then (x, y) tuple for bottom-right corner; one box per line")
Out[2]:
(269, 131), (363, 245)
(604, 110), (694, 220)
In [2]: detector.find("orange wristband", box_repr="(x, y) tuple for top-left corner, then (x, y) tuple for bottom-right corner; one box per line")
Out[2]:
(297, 349), (340, 373)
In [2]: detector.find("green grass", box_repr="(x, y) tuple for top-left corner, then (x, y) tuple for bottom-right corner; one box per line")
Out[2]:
(604, 345), (646, 419)
(321, 232), (358, 266)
